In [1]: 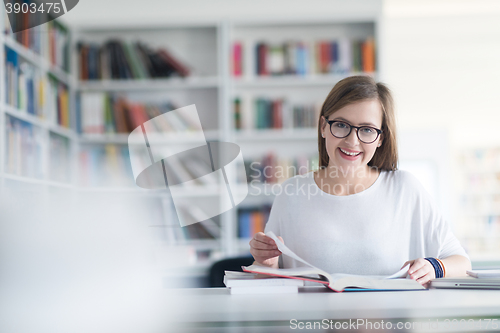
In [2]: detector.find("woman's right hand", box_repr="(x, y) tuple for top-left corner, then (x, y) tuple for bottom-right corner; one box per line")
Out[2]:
(249, 232), (283, 268)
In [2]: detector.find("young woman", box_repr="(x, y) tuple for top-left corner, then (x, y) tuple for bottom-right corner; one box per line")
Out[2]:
(249, 75), (470, 287)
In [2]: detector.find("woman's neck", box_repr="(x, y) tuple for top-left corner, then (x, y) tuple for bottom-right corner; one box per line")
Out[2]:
(315, 164), (379, 196)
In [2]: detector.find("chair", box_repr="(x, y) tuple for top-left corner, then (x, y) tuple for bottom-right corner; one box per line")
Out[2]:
(208, 256), (255, 287)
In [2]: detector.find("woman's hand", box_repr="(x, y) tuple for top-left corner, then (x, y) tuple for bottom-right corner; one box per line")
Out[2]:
(401, 258), (436, 288)
(249, 232), (283, 268)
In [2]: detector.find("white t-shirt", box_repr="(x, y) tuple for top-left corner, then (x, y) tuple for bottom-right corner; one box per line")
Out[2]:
(264, 169), (468, 275)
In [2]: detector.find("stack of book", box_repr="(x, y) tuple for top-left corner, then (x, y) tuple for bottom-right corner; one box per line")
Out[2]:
(224, 270), (304, 294)
(78, 40), (190, 80)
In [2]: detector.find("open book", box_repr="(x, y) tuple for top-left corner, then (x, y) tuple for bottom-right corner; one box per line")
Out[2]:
(242, 231), (425, 292)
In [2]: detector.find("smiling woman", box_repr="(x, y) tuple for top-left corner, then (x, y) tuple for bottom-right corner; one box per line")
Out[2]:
(249, 75), (471, 288)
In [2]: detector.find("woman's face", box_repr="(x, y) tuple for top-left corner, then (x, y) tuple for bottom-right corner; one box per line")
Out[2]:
(320, 99), (384, 170)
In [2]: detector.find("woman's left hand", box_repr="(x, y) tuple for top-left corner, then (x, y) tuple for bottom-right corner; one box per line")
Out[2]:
(401, 258), (436, 288)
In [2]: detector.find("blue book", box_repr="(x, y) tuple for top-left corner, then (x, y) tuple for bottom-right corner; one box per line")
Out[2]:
(238, 210), (251, 238)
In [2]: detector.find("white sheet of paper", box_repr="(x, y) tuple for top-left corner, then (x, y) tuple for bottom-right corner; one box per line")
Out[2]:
(266, 231), (319, 269)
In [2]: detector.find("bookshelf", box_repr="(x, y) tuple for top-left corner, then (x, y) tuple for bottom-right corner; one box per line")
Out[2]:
(0, 5), (77, 193)
(65, 18), (380, 279)
(455, 147), (500, 262)
(72, 23), (227, 277)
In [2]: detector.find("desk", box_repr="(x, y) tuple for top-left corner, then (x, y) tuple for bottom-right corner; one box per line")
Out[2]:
(165, 287), (500, 332)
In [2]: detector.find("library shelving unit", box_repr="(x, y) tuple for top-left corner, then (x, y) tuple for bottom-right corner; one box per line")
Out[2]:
(72, 22), (228, 280)
(0, 8), (78, 196)
(11, 11), (454, 282)
(66, 17), (381, 281)
(455, 146), (500, 263)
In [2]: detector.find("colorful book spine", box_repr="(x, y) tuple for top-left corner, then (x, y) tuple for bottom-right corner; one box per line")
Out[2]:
(79, 94), (196, 134)
(79, 145), (135, 187)
(4, 5), (69, 72)
(5, 47), (47, 118)
(244, 37), (375, 77)
(78, 40), (190, 80)
(237, 206), (271, 238)
(233, 97), (320, 130)
(47, 77), (70, 128)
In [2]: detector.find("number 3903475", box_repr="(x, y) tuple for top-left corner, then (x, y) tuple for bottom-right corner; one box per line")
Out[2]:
(5, 2), (61, 14)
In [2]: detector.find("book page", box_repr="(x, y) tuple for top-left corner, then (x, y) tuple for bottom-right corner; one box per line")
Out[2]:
(266, 231), (409, 279)
(266, 231), (319, 269)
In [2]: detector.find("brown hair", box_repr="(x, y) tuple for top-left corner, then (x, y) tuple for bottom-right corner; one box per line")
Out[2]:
(318, 75), (398, 171)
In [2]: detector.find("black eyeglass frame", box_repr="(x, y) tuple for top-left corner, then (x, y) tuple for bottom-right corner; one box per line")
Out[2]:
(323, 118), (383, 144)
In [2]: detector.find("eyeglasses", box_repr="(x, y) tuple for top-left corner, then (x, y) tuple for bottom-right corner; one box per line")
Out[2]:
(324, 118), (382, 144)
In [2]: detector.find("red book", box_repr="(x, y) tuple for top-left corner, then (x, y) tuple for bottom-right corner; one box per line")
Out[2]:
(273, 100), (283, 129)
(128, 104), (143, 129)
(259, 43), (268, 76)
(320, 41), (331, 73)
(232, 42), (243, 76)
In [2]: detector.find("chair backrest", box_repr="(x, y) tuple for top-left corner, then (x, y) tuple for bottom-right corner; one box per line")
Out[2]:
(208, 256), (255, 287)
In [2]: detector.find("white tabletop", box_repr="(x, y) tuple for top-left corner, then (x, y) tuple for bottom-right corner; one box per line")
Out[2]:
(164, 286), (500, 326)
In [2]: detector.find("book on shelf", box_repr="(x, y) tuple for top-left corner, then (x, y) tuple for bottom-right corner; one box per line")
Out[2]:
(237, 205), (270, 238)
(78, 40), (190, 80)
(4, 115), (43, 179)
(79, 145), (135, 187)
(242, 232), (425, 293)
(4, 6), (70, 72)
(233, 97), (242, 129)
(79, 93), (203, 134)
(5, 47), (46, 118)
(233, 97), (321, 130)
(232, 41), (243, 77)
(238, 37), (375, 77)
(5, 47), (69, 128)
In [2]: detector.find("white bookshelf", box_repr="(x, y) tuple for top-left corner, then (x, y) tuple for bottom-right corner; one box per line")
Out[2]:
(0, 12), (386, 283)
(0, 5), (78, 192)
(68, 17), (382, 273)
